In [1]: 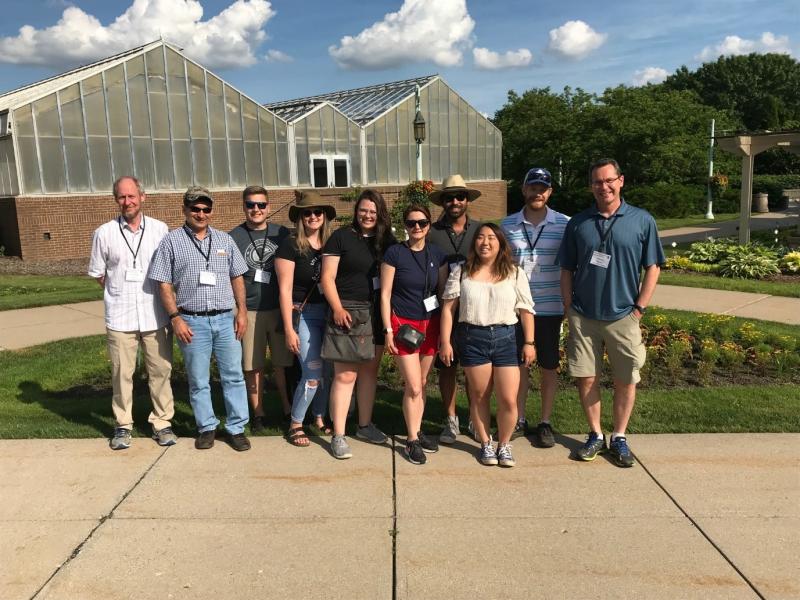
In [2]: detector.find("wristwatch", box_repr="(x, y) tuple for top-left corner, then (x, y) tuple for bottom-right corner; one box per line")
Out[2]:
(168, 311), (180, 320)
(524, 341), (536, 346)
(383, 327), (393, 334)
(633, 304), (646, 314)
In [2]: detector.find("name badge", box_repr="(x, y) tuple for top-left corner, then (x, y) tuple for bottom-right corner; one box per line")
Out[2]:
(125, 268), (144, 282)
(449, 260), (465, 272)
(254, 269), (271, 284)
(522, 256), (539, 277)
(216, 249), (227, 256)
(423, 295), (439, 312)
(372, 276), (381, 290)
(199, 270), (217, 286)
(590, 250), (611, 269)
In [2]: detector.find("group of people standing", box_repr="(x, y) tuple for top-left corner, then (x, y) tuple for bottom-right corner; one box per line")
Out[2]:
(90, 157), (664, 469)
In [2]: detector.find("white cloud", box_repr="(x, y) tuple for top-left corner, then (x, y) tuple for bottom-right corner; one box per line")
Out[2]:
(696, 32), (792, 61)
(473, 47), (532, 70)
(264, 49), (293, 63)
(547, 20), (607, 59)
(328, 0), (474, 70)
(632, 66), (669, 86)
(0, 0), (275, 70)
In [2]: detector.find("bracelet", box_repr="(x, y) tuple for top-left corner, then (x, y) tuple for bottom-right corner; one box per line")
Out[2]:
(168, 311), (180, 320)
(524, 341), (536, 346)
(634, 304), (646, 314)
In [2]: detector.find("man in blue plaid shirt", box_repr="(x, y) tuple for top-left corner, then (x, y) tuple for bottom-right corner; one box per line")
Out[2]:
(149, 186), (252, 452)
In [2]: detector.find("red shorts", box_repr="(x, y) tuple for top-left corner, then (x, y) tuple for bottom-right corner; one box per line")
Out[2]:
(390, 313), (440, 356)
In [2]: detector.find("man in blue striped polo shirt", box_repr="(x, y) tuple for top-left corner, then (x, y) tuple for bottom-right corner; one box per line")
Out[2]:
(501, 167), (570, 448)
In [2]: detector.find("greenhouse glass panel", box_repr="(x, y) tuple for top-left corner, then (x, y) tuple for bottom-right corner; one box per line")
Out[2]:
(82, 75), (107, 137)
(486, 126), (494, 179)
(126, 56), (150, 137)
(259, 110), (278, 186)
(225, 86), (242, 139)
(173, 140), (192, 187)
(321, 106), (335, 153)
(438, 81), (449, 179)
(104, 65), (129, 136)
(295, 141), (309, 186)
(111, 137), (134, 178)
(350, 142), (361, 185)
(245, 142), (261, 183)
(88, 136), (113, 191)
(306, 111), (321, 154)
(64, 138), (90, 192)
(448, 90), (458, 174)
(229, 140), (246, 186)
(207, 76), (226, 138)
(458, 99), (468, 177)
(386, 113), (398, 183)
(166, 50), (190, 140)
(133, 138), (156, 189)
(59, 85), (90, 192)
(59, 84), (84, 137)
(192, 139), (212, 187)
(211, 139), (229, 188)
(366, 124), (376, 183)
(469, 109), (477, 179)
(187, 62), (208, 137)
(31, 94), (64, 192)
(241, 97), (259, 142)
(276, 118), (287, 143)
(154, 139), (173, 189)
(145, 49), (169, 135)
(334, 112), (348, 154)
(276, 141), (289, 186)
(477, 117), (486, 180)
(0, 138), (17, 195)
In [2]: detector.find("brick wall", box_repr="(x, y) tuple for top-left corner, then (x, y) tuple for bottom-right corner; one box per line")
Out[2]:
(8, 179), (507, 261)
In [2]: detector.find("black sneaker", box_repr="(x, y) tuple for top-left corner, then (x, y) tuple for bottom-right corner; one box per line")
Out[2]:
(250, 415), (267, 433)
(532, 422), (555, 448)
(405, 439), (427, 465)
(574, 432), (605, 461)
(608, 436), (635, 468)
(511, 420), (527, 440)
(195, 429), (216, 450)
(417, 431), (439, 453)
(228, 432), (251, 452)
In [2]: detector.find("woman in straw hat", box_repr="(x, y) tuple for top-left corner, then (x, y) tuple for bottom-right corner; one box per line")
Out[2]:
(275, 191), (336, 447)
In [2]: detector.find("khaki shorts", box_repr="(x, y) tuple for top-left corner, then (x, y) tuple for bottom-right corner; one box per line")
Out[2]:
(566, 307), (646, 384)
(241, 309), (294, 371)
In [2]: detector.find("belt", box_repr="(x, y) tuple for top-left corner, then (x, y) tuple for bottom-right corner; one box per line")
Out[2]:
(462, 323), (514, 330)
(178, 308), (232, 317)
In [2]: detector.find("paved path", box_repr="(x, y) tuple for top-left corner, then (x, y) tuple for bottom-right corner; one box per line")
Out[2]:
(2, 435), (797, 600)
(659, 203), (799, 245)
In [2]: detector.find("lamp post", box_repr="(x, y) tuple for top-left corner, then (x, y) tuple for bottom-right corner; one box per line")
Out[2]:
(414, 85), (426, 181)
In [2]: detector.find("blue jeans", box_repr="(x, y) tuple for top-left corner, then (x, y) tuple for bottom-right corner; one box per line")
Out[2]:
(290, 302), (328, 424)
(455, 323), (522, 367)
(178, 312), (249, 435)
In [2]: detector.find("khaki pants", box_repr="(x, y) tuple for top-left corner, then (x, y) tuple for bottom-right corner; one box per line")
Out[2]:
(107, 327), (175, 431)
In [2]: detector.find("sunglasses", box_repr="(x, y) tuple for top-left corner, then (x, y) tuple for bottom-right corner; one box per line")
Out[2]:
(245, 201), (268, 210)
(189, 206), (212, 214)
(302, 208), (325, 218)
(404, 218), (430, 229)
(443, 193), (468, 203)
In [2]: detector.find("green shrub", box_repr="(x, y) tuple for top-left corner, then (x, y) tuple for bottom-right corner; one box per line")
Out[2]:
(623, 182), (706, 218)
(718, 247), (780, 279)
(688, 261), (720, 273)
(780, 251), (800, 273)
(665, 255), (693, 270)
(687, 238), (728, 263)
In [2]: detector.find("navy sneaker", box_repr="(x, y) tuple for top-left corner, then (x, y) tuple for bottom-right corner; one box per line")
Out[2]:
(608, 436), (635, 468)
(575, 432), (606, 461)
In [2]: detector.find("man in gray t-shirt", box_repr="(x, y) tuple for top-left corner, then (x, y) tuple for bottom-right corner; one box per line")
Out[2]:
(229, 185), (293, 432)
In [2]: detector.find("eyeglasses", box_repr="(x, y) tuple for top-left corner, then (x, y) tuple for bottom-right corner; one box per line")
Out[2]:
(404, 218), (430, 229)
(443, 193), (468, 203)
(591, 176), (622, 188)
(245, 201), (268, 209)
(357, 208), (378, 216)
(189, 206), (212, 214)
(302, 208), (324, 218)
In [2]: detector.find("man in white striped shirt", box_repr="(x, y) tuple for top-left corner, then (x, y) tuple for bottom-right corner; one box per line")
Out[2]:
(500, 168), (570, 448)
(88, 176), (176, 451)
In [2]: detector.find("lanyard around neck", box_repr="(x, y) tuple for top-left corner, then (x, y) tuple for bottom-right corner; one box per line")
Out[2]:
(118, 216), (145, 268)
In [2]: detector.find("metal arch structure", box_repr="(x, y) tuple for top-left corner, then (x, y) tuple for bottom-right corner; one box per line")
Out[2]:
(714, 129), (800, 244)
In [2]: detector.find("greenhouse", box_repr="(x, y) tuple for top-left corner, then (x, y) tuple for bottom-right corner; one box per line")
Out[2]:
(0, 40), (505, 260)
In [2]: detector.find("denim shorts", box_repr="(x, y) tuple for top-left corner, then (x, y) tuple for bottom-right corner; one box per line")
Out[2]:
(455, 323), (521, 367)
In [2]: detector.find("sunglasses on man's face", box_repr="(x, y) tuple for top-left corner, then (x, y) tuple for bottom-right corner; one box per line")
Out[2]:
(302, 208), (324, 218)
(404, 218), (430, 229)
(443, 193), (468, 203)
(189, 206), (212, 214)
(245, 201), (268, 210)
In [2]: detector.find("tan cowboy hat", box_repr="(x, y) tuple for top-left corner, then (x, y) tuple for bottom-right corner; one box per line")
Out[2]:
(289, 190), (337, 222)
(429, 174), (482, 206)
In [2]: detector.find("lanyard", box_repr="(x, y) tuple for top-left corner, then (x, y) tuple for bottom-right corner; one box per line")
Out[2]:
(522, 222), (545, 253)
(407, 243), (431, 297)
(184, 225), (212, 268)
(595, 209), (621, 253)
(118, 216), (145, 268)
(245, 224), (271, 267)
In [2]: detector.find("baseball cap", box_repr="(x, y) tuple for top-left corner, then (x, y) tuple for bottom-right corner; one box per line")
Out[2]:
(523, 168), (552, 188)
(183, 186), (213, 206)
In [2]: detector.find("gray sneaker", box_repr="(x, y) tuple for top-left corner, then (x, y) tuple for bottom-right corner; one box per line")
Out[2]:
(356, 423), (388, 444)
(110, 428), (131, 450)
(479, 440), (498, 466)
(152, 427), (177, 447)
(497, 443), (516, 467)
(331, 434), (353, 459)
(439, 415), (459, 445)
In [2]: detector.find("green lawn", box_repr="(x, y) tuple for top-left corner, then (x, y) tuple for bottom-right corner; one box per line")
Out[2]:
(659, 271), (800, 298)
(0, 275), (102, 311)
(656, 212), (739, 231)
(1, 333), (798, 439)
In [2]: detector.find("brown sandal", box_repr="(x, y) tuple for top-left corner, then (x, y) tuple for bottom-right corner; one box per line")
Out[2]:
(286, 426), (310, 447)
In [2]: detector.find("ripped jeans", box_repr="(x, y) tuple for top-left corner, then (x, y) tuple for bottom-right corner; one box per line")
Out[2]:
(290, 302), (329, 424)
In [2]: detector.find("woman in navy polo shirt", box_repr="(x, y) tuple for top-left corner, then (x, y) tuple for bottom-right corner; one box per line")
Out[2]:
(380, 204), (448, 465)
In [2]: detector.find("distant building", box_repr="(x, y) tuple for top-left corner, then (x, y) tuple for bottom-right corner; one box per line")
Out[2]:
(0, 40), (505, 260)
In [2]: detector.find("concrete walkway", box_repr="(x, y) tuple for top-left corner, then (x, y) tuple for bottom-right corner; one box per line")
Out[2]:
(659, 203), (799, 245)
(2, 434), (797, 600)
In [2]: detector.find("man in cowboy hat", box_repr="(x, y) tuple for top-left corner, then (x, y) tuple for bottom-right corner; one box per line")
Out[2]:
(229, 185), (293, 433)
(427, 174), (482, 444)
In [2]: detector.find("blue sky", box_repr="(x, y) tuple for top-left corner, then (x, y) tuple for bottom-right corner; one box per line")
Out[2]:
(0, 0), (797, 116)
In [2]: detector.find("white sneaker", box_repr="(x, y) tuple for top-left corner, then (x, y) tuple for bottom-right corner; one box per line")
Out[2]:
(439, 415), (459, 445)
(497, 443), (516, 467)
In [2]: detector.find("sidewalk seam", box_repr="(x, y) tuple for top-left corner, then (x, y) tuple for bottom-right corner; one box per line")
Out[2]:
(635, 453), (766, 600)
(719, 295), (774, 316)
(391, 434), (398, 600)
(29, 446), (170, 600)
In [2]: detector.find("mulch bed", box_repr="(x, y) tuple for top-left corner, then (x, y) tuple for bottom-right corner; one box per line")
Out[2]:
(0, 257), (88, 276)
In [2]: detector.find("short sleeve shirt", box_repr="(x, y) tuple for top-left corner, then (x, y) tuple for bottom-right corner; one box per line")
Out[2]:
(229, 222), (290, 311)
(323, 227), (384, 302)
(556, 200), (665, 321)
(276, 235), (324, 305)
(383, 242), (447, 319)
(426, 216), (482, 271)
(148, 225), (249, 312)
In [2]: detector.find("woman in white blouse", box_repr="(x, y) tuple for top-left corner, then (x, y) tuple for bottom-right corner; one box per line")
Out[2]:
(439, 223), (536, 467)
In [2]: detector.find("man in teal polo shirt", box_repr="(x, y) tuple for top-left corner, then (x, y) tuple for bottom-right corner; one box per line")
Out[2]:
(557, 158), (665, 467)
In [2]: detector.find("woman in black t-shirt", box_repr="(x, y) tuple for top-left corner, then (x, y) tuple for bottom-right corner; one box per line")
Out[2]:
(275, 191), (336, 447)
(320, 189), (395, 459)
